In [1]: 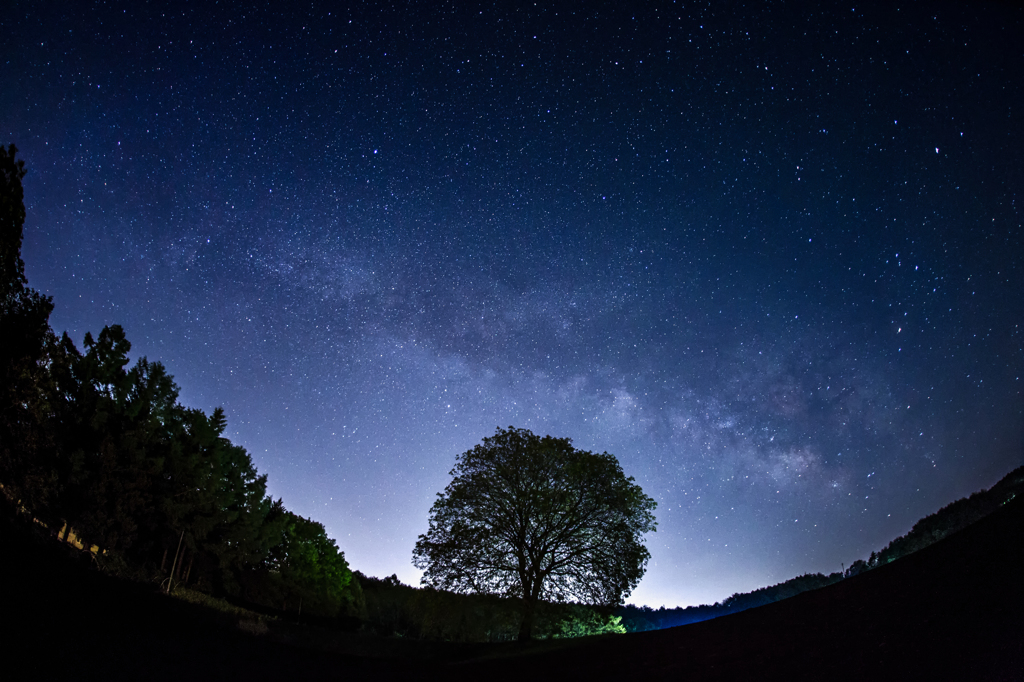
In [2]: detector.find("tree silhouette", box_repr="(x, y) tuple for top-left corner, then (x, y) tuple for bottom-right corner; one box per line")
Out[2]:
(0, 143), (28, 295)
(0, 144), (57, 516)
(413, 426), (657, 640)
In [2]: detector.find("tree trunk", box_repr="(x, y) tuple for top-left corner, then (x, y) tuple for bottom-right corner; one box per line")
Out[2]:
(160, 547), (168, 572)
(518, 597), (536, 641)
(166, 529), (184, 594)
(184, 552), (194, 584)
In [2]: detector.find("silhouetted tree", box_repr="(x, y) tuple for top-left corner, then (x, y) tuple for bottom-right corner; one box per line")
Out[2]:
(0, 144), (57, 516)
(0, 143), (28, 294)
(413, 426), (657, 640)
(52, 326), (178, 551)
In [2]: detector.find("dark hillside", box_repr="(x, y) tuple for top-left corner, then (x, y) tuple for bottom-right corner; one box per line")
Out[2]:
(4, 491), (1022, 680)
(618, 464), (1024, 633)
(456, 492), (1024, 681)
(0, 501), (423, 680)
(873, 465), (1024, 567)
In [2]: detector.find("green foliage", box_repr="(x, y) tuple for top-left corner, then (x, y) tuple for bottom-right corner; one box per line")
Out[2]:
(197, 446), (282, 594)
(247, 511), (357, 618)
(37, 322), (292, 596)
(413, 426), (657, 640)
(551, 607), (626, 638)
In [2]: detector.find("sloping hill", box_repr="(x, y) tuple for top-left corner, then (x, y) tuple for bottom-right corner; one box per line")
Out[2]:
(454, 492), (1024, 681)
(4, 490), (1021, 680)
(0, 504), (426, 680)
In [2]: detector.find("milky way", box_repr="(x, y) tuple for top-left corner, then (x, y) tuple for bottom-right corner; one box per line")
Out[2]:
(4, 1), (1022, 607)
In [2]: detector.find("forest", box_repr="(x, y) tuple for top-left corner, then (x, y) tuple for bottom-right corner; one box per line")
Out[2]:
(2, 143), (1021, 643)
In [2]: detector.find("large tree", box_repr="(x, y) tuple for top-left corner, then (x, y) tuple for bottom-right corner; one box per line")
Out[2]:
(413, 426), (657, 640)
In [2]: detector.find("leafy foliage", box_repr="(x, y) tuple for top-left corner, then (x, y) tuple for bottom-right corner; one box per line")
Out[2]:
(552, 607), (626, 638)
(243, 510), (359, 618)
(413, 426), (656, 639)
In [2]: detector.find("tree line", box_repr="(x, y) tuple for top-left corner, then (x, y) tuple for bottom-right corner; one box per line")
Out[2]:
(355, 572), (625, 642)
(0, 144), (360, 620)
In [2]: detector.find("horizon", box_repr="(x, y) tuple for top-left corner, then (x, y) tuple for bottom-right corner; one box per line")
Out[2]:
(4, 1), (1022, 609)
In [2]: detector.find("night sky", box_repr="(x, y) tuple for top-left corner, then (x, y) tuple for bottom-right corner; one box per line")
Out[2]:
(4, 1), (1022, 608)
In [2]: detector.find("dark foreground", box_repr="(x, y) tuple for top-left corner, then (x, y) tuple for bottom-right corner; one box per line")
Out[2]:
(4, 494), (1022, 681)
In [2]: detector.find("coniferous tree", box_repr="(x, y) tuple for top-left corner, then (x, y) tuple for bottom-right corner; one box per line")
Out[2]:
(0, 144), (28, 294)
(0, 144), (58, 516)
(55, 326), (175, 552)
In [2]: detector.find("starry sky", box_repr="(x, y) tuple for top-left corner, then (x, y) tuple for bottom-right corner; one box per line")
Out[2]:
(4, 1), (1022, 608)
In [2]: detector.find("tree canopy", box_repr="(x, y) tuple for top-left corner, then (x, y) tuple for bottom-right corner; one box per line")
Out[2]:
(412, 426), (657, 640)
(1, 143), (57, 516)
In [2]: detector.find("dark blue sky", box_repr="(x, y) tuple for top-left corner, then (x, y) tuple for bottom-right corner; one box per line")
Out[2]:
(4, 0), (1022, 607)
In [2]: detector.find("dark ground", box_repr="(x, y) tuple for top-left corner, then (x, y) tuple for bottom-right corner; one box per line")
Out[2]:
(457, 492), (1024, 681)
(4, 494), (1022, 681)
